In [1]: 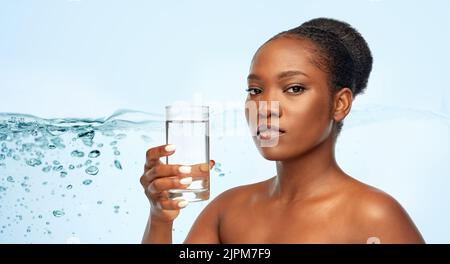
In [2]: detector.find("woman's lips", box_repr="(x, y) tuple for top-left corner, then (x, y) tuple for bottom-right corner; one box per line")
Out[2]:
(257, 125), (286, 140)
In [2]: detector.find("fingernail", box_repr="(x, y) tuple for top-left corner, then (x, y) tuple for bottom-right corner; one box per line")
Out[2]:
(178, 200), (189, 208)
(179, 165), (191, 174)
(200, 163), (209, 172)
(179, 177), (192, 185)
(164, 144), (176, 152)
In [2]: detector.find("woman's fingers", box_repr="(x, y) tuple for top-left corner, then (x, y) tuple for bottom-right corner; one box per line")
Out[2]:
(141, 160), (215, 187)
(188, 160), (215, 181)
(201, 160), (216, 172)
(141, 163), (192, 186)
(144, 144), (176, 170)
(140, 154), (216, 212)
(147, 176), (193, 193)
(157, 198), (189, 210)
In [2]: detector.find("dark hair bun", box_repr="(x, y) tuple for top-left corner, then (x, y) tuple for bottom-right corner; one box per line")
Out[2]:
(301, 18), (373, 96)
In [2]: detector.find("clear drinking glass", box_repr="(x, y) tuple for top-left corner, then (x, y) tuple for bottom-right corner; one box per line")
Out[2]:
(165, 104), (210, 202)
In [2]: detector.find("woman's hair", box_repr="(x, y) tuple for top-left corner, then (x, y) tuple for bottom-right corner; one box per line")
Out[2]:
(265, 17), (373, 135)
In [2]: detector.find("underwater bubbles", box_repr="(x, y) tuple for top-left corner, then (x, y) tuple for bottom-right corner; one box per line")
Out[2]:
(82, 179), (93, 185)
(52, 210), (65, 217)
(88, 150), (101, 158)
(0, 110), (160, 242)
(85, 166), (99, 176)
(114, 160), (122, 170)
(71, 150), (85, 158)
(26, 158), (42, 167)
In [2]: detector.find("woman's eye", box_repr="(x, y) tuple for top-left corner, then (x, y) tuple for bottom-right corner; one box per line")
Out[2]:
(285, 85), (305, 94)
(246, 87), (262, 95)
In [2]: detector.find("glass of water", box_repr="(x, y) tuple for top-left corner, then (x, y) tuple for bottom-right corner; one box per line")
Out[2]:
(165, 104), (210, 202)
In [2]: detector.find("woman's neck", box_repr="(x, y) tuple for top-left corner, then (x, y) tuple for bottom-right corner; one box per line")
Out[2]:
(271, 134), (346, 203)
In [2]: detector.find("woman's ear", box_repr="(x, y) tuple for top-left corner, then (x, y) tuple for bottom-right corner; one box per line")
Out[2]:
(333, 87), (353, 123)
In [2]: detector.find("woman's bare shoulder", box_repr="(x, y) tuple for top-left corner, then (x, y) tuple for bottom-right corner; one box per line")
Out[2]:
(344, 178), (406, 218)
(210, 178), (272, 208)
(343, 177), (425, 243)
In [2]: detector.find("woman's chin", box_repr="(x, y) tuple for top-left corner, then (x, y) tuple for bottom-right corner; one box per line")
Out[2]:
(259, 149), (288, 161)
(255, 142), (287, 160)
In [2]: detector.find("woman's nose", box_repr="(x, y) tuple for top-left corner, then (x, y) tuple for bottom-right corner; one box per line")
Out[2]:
(258, 100), (281, 119)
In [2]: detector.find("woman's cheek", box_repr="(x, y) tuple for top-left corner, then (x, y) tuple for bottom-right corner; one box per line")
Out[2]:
(289, 99), (330, 145)
(309, 99), (334, 143)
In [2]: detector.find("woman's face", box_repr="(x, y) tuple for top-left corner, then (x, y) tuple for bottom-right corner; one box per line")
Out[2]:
(245, 36), (336, 161)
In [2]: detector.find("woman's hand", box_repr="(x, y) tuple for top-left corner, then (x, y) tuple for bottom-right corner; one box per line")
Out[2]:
(140, 144), (214, 223)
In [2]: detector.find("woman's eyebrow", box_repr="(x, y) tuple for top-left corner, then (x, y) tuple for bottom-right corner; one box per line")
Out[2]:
(247, 73), (262, 81)
(247, 70), (308, 81)
(277, 70), (309, 79)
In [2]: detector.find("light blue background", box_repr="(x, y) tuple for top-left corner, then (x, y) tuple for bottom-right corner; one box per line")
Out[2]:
(1, 0), (449, 243)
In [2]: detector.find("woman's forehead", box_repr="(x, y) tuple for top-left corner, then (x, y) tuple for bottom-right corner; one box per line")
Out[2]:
(249, 36), (321, 79)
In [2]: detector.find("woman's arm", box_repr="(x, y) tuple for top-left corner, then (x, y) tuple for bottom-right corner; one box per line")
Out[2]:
(142, 213), (174, 244)
(183, 193), (223, 244)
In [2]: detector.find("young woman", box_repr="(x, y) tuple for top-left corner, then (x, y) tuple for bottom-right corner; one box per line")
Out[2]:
(140, 17), (425, 244)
